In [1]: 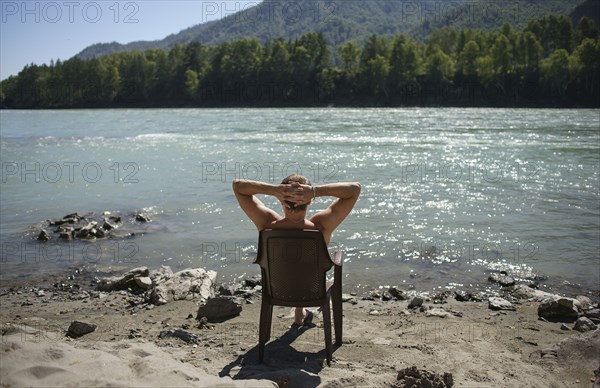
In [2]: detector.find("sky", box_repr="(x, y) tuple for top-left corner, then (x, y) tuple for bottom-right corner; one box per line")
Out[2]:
(0, 0), (262, 80)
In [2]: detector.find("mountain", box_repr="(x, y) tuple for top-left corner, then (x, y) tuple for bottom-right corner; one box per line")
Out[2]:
(570, 0), (600, 26)
(77, 0), (589, 59)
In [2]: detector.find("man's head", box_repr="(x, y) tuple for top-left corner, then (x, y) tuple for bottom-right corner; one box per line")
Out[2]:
(281, 174), (312, 212)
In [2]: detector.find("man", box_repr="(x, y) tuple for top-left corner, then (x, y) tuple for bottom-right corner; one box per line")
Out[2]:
(233, 174), (361, 326)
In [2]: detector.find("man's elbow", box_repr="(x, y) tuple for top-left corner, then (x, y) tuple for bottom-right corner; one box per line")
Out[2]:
(351, 182), (362, 197)
(232, 179), (242, 193)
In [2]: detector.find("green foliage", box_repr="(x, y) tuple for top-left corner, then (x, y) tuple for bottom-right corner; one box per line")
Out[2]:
(2, 15), (599, 108)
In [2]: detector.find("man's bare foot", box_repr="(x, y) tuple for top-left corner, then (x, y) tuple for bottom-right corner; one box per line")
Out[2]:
(294, 307), (312, 326)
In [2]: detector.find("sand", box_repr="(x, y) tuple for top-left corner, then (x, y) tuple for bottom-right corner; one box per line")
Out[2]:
(1, 271), (599, 388)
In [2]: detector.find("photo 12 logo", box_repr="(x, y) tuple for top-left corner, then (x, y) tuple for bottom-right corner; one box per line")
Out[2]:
(1, 241), (139, 265)
(1, 162), (139, 184)
(1, 1), (140, 24)
(200, 162), (339, 184)
(200, 1), (336, 24)
(400, 161), (539, 184)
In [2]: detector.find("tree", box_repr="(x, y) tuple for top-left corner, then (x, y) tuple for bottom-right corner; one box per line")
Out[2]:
(458, 40), (480, 78)
(366, 55), (390, 97)
(389, 34), (423, 96)
(361, 34), (389, 66)
(575, 17), (600, 45)
(338, 40), (361, 73)
(572, 38), (600, 95)
(428, 28), (457, 56)
(541, 49), (573, 95)
(425, 47), (455, 88)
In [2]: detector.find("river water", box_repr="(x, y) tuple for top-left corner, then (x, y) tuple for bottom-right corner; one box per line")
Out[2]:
(1, 108), (598, 295)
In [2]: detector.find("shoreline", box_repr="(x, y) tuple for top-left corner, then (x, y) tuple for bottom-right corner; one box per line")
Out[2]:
(1, 265), (599, 387)
(2, 260), (598, 303)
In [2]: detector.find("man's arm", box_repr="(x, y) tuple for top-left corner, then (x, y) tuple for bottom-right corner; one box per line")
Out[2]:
(232, 179), (298, 230)
(309, 182), (361, 237)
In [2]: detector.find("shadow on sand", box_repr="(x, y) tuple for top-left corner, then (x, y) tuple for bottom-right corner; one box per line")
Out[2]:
(219, 323), (341, 388)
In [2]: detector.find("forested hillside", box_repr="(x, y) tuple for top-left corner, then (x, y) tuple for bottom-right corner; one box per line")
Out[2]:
(1, 14), (599, 108)
(76, 0), (587, 60)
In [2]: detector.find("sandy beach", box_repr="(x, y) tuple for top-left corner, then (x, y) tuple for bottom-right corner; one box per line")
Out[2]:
(1, 266), (599, 388)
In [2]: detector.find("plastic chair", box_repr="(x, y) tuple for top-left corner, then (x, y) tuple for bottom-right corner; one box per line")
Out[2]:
(253, 229), (343, 365)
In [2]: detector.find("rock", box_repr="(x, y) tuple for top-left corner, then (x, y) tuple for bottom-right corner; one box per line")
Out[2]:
(426, 308), (453, 318)
(408, 296), (424, 309)
(488, 272), (515, 287)
(489, 297), (516, 311)
(96, 267), (150, 292)
(37, 230), (51, 242)
(108, 215), (122, 223)
(218, 284), (238, 296)
(59, 230), (74, 240)
(66, 321), (96, 338)
(575, 295), (593, 311)
(135, 276), (153, 291)
(151, 268), (216, 306)
(584, 309), (600, 319)
(159, 328), (200, 344)
(560, 323), (572, 331)
(388, 287), (409, 300)
(102, 220), (118, 230)
(394, 366), (453, 388)
(244, 275), (261, 288)
(573, 317), (597, 332)
(381, 291), (393, 301)
(135, 213), (152, 223)
(538, 296), (582, 322)
(595, 364), (600, 388)
(454, 290), (472, 302)
(537, 327), (600, 370)
(508, 284), (555, 302)
(341, 294), (355, 302)
(50, 213), (83, 226)
(74, 221), (98, 239)
(197, 296), (242, 322)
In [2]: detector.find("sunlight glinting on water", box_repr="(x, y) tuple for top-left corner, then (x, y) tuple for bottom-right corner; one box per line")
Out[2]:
(0, 108), (598, 294)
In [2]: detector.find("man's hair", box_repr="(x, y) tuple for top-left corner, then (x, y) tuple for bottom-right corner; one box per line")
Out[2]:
(281, 174), (311, 211)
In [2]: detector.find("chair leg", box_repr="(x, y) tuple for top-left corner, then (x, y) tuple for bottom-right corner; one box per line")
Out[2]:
(333, 268), (343, 345)
(258, 301), (272, 363)
(322, 298), (332, 365)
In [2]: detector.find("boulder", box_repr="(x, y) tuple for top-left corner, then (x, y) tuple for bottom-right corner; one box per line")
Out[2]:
(408, 296), (424, 309)
(134, 276), (153, 291)
(151, 268), (216, 306)
(508, 284), (555, 302)
(538, 296), (582, 322)
(96, 267), (150, 292)
(426, 308), (453, 318)
(573, 317), (597, 332)
(244, 275), (261, 288)
(66, 321), (96, 338)
(488, 272), (515, 287)
(37, 230), (51, 242)
(575, 295), (593, 311)
(489, 297), (516, 311)
(388, 286), (409, 300)
(75, 221), (98, 239)
(135, 213), (152, 223)
(394, 366), (453, 388)
(454, 290), (472, 302)
(159, 328), (199, 344)
(197, 296), (242, 322)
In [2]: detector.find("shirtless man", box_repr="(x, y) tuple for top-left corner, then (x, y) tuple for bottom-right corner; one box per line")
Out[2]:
(233, 174), (361, 326)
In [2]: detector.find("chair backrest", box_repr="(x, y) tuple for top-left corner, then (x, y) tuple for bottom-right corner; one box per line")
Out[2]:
(255, 229), (333, 306)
